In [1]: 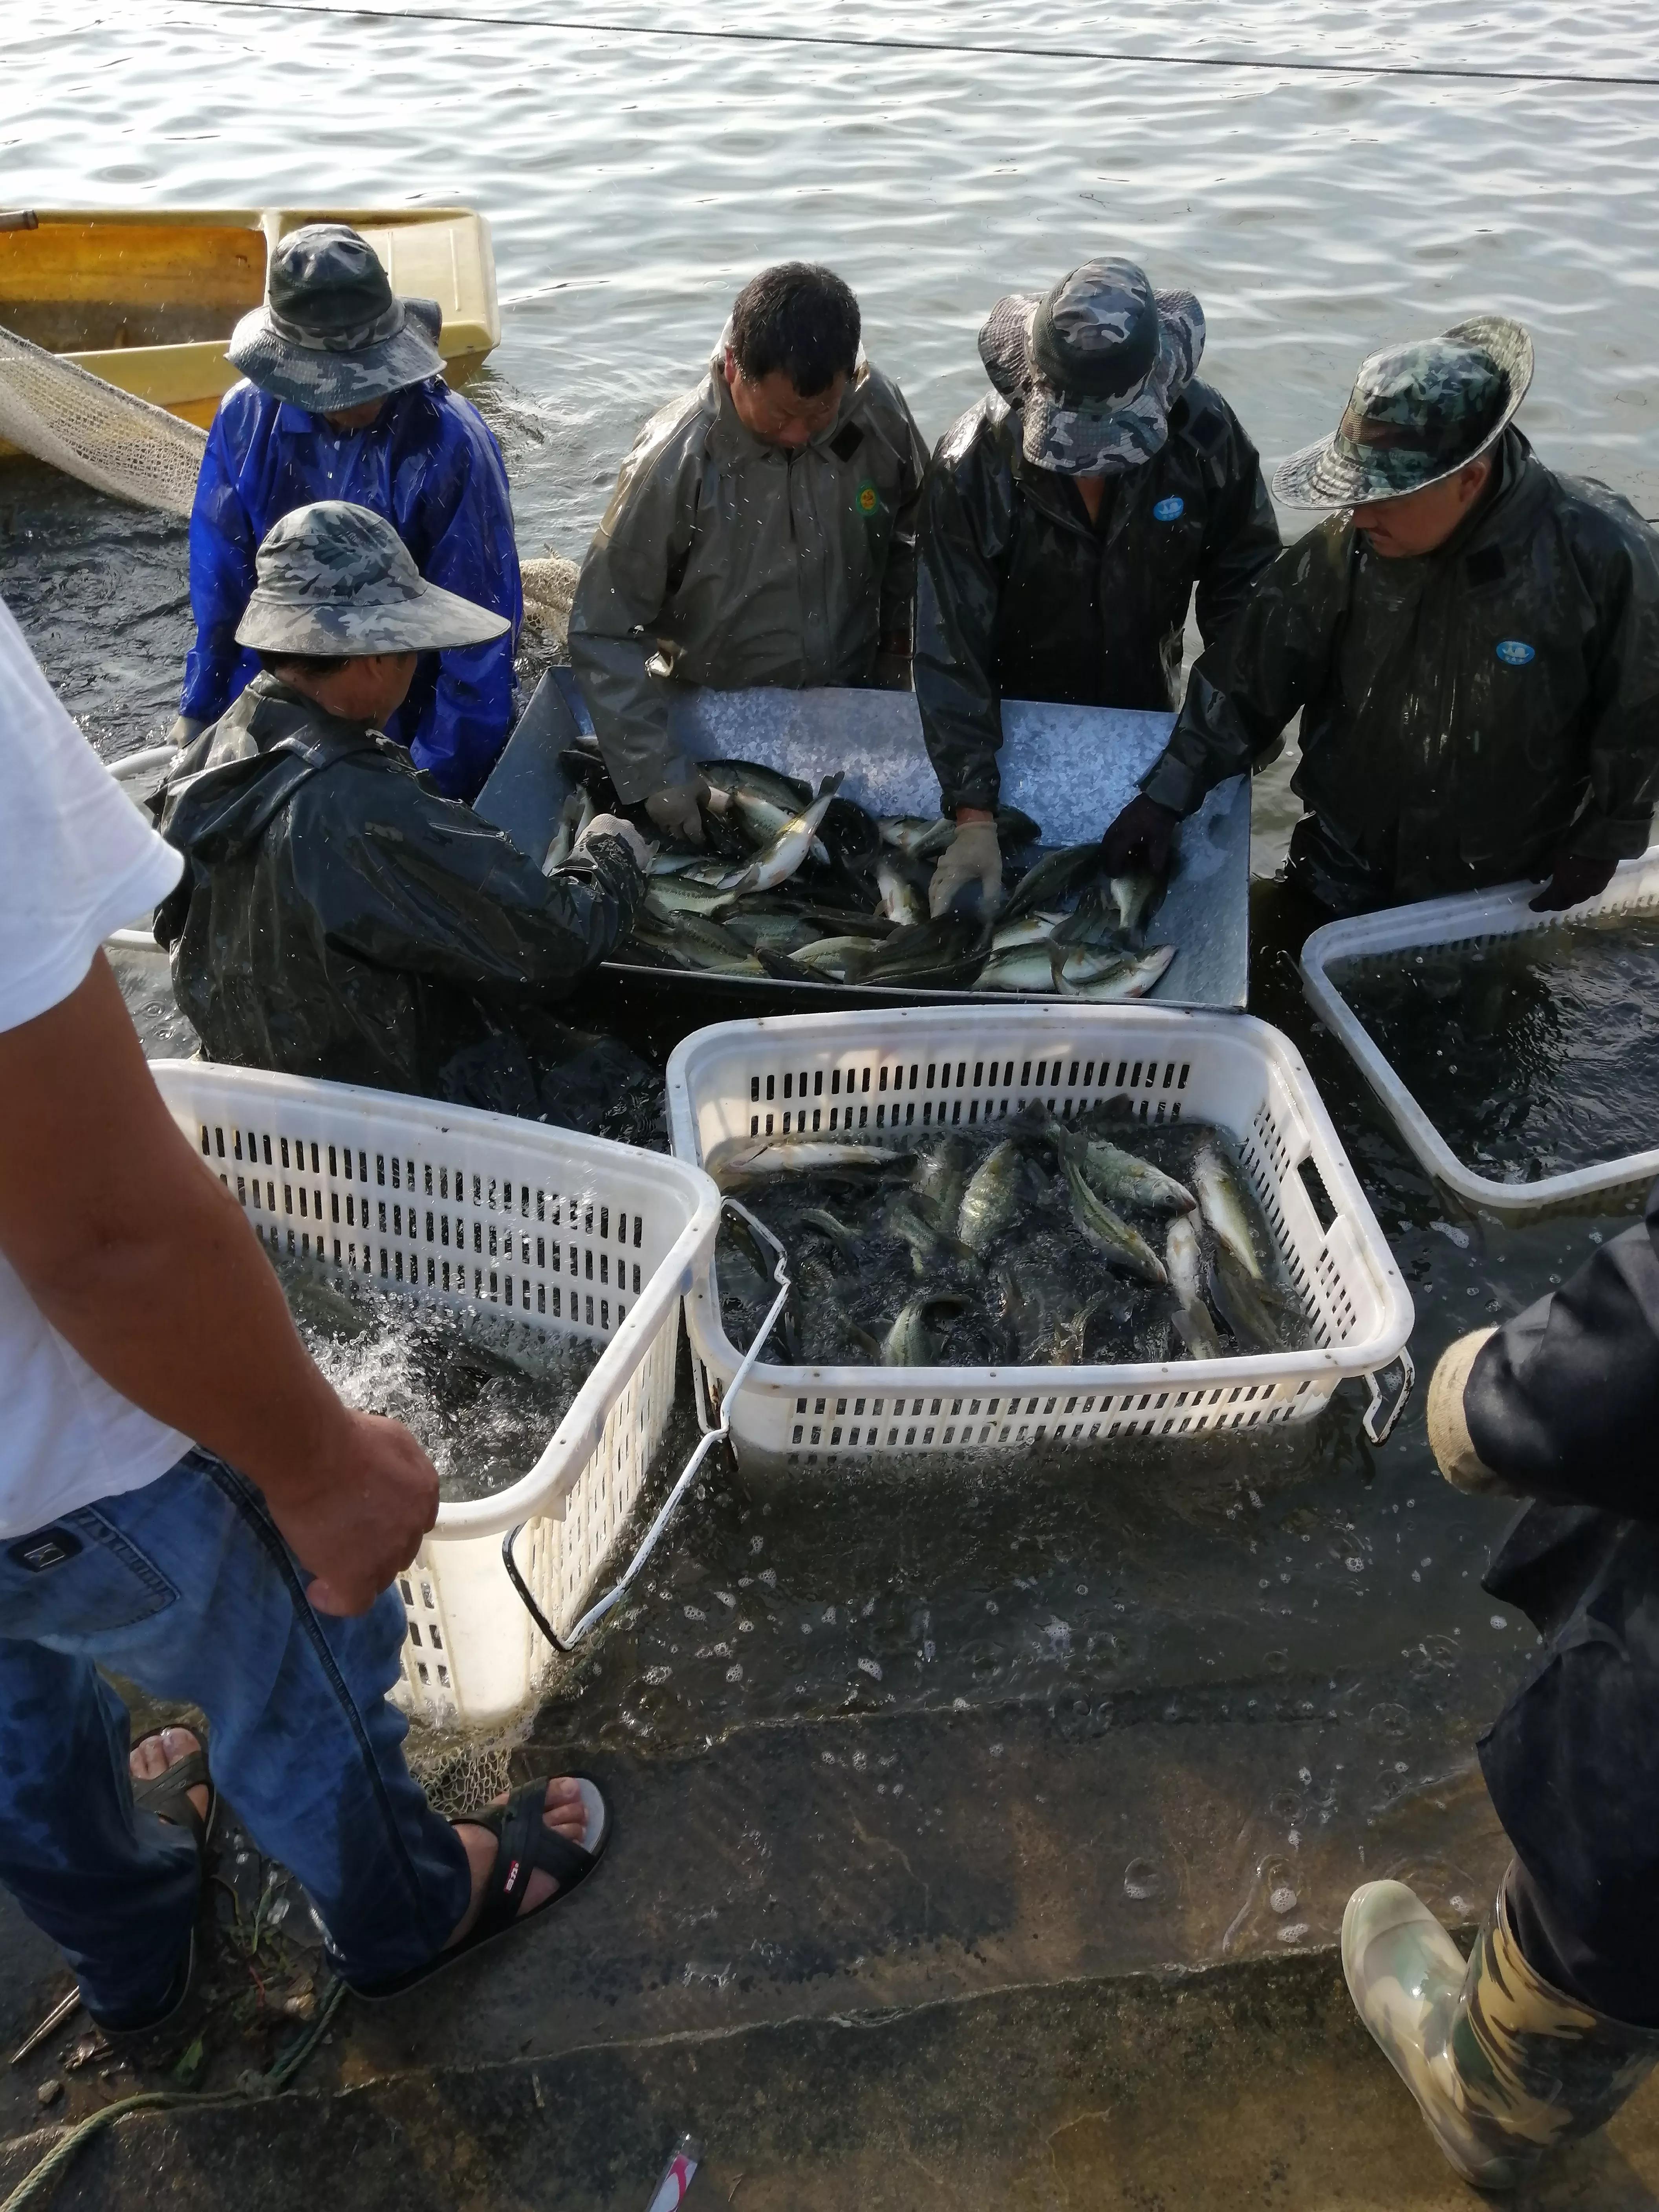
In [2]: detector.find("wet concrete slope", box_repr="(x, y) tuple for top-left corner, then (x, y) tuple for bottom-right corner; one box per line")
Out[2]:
(2, 467), (1654, 2203)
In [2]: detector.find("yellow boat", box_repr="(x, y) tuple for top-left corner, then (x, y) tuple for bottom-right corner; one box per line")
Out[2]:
(0, 205), (501, 459)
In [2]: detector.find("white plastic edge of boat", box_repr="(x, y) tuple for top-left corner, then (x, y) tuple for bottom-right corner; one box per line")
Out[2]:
(1300, 845), (1659, 1220)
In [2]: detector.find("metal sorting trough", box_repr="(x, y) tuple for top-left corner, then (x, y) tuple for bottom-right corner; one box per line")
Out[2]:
(474, 670), (1250, 1012)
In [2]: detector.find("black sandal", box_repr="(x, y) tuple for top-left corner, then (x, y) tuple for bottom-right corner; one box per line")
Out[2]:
(350, 1774), (610, 2001)
(131, 1730), (218, 1855)
(84, 1731), (217, 2038)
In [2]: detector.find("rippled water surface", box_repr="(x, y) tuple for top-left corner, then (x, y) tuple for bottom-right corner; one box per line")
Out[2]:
(5, 0), (1659, 1963)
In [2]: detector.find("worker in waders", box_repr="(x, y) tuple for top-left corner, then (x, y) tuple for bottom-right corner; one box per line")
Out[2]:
(568, 261), (928, 842)
(175, 223), (522, 803)
(916, 257), (1280, 916)
(1344, 1191), (1659, 2188)
(0, 594), (610, 2039)
(157, 502), (650, 1132)
(1104, 317), (1659, 915)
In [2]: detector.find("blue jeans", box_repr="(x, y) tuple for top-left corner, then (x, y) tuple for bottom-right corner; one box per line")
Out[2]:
(0, 1450), (470, 2025)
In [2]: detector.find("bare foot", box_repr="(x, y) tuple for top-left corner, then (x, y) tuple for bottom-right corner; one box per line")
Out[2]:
(445, 1778), (590, 1948)
(130, 1726), (211, 1827)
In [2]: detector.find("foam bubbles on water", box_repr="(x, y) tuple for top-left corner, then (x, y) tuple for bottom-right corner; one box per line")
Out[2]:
(278, 1256), (599, 1503)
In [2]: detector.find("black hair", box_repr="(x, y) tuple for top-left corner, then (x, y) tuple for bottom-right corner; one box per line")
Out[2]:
(729, 263), (860, 396)
(258, 649), (353, 679)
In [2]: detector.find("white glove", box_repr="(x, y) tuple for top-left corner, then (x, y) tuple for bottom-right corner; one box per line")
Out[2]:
(643, 777), (709, 846)
(577, 812), (652, 872)
(928, 818), (1003, 917)
(168, 714), (206, 748)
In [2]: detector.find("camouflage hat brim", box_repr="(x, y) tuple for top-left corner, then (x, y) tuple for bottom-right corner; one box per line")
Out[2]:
(227, 296), (445, 411)
(234, 570), (509, 657)
(980, 289), (1205, 476)
(1273, 314), (1534, 509)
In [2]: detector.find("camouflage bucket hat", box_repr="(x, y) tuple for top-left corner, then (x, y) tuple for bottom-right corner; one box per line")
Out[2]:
(978, 258), (1205, 476)
(1273, 314), (1533, 508)
(234, 502), (510, 657)
(228, 223), (446, 412)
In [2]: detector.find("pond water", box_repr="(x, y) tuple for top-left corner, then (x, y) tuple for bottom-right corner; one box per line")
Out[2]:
(4, 0), (1658, 1964)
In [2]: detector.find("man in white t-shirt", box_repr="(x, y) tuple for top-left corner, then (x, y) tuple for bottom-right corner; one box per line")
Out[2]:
(0, 593), (609, 2031)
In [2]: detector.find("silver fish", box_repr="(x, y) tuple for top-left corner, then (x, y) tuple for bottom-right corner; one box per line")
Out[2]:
(630, 914), (763, 976)
(800, 1207), (862, 1262)
(732, 786), (830, 866)
(1111, 870), (1163, 934)
(1052, 1286), (1122, 1365)
(875, 855), (927, 926)
(786, 935), (879, 981)
(912, 1132), (974, 1227)
(719, 774), (845, 895)
(721, 912), (823, 954)
(956, 1139), (1027, 1251)
(1192, 1142), (1262, 1279)
(1060, 1159), (1168, 1284)
(974, 942), (1149, 995)
(1209, 1245), (1290, 1352)
(1000, 842), (1104, 923)
(641, 880), (738, 921)
(1165, 1215), (1223, 1358)
(717, 1135), (914, 1181)
(878, 814), (954, 861)
(1058, 945), (1176, 1000)
(990, 909), (1068, 952)
(542, 787), (592, 875)
(1062, 1130), (1196, 1215)
(883, 1292), (968, 1365)
(886, 1195), (971, 1277)
(702, 760), (811, 813)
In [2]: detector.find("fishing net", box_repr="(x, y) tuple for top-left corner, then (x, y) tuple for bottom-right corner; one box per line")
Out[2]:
(520, 551), (579, 646)
(0, 317), (206, 518)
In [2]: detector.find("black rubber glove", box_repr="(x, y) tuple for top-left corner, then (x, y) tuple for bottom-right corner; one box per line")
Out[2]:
(1101, 794), (1181, 876)
(1528, 851), (1618, 912)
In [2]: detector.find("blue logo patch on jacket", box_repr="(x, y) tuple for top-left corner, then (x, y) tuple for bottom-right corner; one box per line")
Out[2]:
(1152, 496), (1185, 522)
(1496, 639), (1536, 666)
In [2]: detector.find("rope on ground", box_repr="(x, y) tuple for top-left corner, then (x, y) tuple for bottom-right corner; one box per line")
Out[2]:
(157, 0), (1659, 91)
(0, 1979), (348, 2212)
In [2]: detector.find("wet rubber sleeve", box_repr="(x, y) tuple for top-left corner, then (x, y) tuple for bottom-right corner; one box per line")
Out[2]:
(1560, 502), (1659, 865)
(1140, 527), (1343, 817)
(568, 436), (700, 807)
(914, 419), (1016, 814)
(878, 388), (931, 649)
(397, 418), (523, 803)
(1463, 1183), (1659, 1518)
(300, 767), (646, 999)
(179, 410), (259, 726)
(1190, 405), (1283, 649)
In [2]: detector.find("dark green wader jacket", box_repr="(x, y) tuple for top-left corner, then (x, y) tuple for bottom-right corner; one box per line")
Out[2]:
(154, 674), (648, 1129)
(1142, 429), (1659, 912)
(913, 379), (1281, 813)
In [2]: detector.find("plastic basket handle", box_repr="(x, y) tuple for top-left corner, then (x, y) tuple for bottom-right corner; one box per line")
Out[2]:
(1362, 1345), (1416, 1447)
(501, 1199), (792, 1655)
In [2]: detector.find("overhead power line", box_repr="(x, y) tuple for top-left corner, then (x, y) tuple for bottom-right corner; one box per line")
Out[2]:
(157, 0), (1659, 91)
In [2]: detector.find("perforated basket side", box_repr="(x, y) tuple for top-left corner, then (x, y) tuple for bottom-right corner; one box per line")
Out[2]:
(1300, 849), (1659, 1219)
(148, 1060), (718, 1727)
(667, 1007), (1411, 1469)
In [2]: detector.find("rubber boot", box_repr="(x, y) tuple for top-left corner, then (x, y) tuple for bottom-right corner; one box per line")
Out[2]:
(1342, 1874), (1659, 2190)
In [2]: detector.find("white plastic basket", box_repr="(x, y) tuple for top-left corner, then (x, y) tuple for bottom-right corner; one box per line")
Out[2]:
(148, 1060), (720, 1730)
(1300, 848), (1659, 1221)
(665, 1006), (1414, 1470)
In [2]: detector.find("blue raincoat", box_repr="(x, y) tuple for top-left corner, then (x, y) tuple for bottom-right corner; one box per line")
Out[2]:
(179, 377), (522, 801)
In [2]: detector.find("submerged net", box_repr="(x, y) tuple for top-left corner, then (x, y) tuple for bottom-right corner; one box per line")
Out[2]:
(0, 318), (206, 517)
